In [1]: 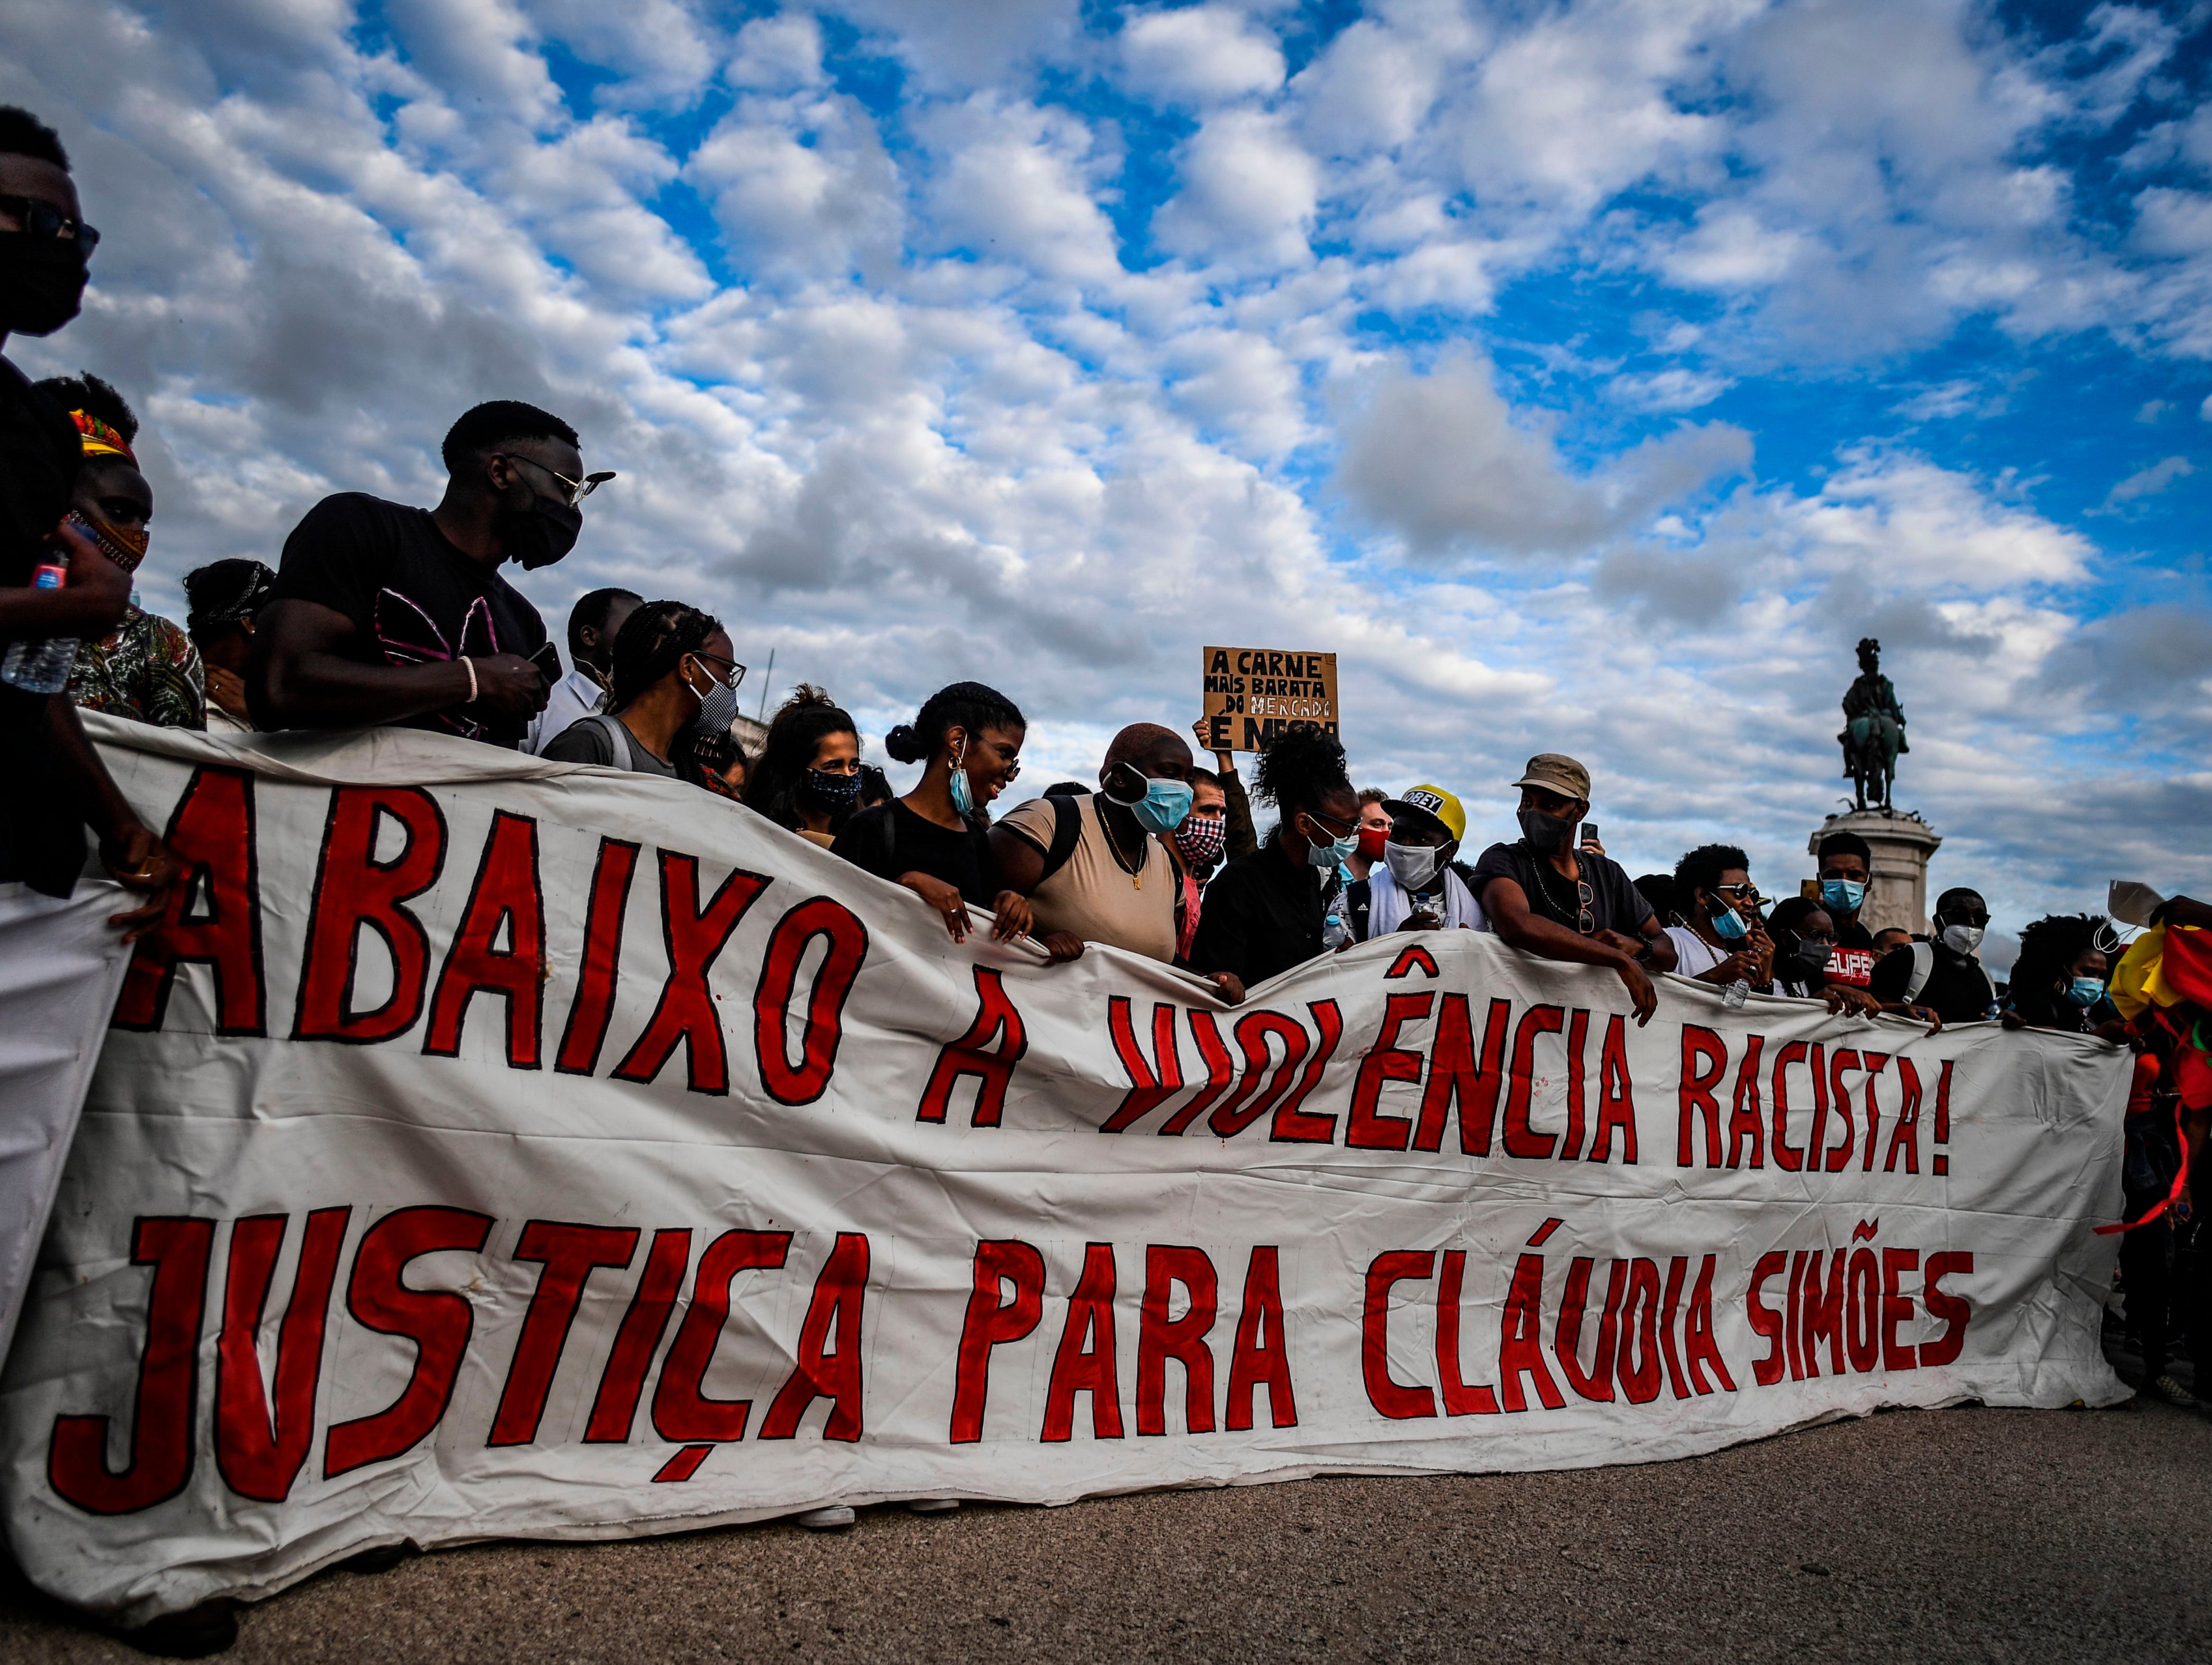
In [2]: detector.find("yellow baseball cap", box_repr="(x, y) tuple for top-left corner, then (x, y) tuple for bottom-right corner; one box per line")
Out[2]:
(1382, 784), (1466, 843)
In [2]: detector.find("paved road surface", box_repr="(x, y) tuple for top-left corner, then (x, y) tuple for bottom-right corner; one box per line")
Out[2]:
(5, 1395), (2207, 1663)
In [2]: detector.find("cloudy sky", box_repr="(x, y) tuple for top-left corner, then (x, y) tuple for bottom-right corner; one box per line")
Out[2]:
(8, 0), (2211, 963)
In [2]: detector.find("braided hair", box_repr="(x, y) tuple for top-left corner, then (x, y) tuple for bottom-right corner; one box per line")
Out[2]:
(1251, 721), (1350, 819)
(2013, 914), (2109, 995)
(883, 681), (1024, 765)
(744, 684), (860, 830)
(608, 600), (723, 711)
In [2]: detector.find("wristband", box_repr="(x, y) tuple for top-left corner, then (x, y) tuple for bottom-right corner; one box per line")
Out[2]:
(462, 657), (479, 703)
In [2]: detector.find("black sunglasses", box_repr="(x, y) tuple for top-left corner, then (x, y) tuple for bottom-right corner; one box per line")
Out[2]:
(0, 196), (98, 255)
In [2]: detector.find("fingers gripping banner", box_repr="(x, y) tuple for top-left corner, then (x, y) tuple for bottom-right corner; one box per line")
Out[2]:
(0, 718), (2127, 1623)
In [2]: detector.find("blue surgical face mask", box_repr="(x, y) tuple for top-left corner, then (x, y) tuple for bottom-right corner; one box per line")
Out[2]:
(947, 736), (975, 818)
(1114, 776), (1193, 835)
(1709, 898), (1749, 941)
(1302, 813), (1356, 869)
(1820, 878), (1866, 915)
(2065, 977), (2104, 1008)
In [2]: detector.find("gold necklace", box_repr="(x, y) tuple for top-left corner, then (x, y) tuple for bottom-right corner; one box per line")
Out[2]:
(1100, 801), (1146, 890)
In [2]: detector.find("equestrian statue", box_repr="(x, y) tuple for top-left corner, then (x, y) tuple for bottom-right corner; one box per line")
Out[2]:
(1839, 636), (1907, 811)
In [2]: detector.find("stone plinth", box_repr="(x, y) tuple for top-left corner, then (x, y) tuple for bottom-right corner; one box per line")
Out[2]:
(1808, 809), (1942, 937)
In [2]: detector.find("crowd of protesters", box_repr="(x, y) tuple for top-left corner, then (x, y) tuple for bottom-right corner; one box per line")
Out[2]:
(5, 97), (2211, 1491)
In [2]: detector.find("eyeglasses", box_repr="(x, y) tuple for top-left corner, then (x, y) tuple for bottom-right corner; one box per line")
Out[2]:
(691, 650), (747, 692)
(0, 196), (98, 255)
(494, 453), (617, 507)
(1304, 807), (1358, 841)
(1572, 878), (1595, 935)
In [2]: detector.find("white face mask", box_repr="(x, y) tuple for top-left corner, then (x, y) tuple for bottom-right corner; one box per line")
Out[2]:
(1383, 841), (1441, 892)
(1940, 923), (1984, 955)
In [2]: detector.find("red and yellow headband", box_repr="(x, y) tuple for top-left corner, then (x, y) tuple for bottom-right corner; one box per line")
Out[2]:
(71, 408), (135, 466)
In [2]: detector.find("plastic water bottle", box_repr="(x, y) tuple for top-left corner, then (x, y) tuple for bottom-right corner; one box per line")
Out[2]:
(1, 563), (78, 694)
(1723, 978), (1751, 1011)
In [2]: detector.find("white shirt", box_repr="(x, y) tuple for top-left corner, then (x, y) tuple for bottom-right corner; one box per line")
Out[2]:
(1664, 924), (1730, 979)
(524, 667), (609, 756)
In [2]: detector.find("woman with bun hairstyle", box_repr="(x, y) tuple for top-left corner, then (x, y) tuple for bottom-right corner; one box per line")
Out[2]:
(1188, 720), (1362, 988)
(744, 684), (863, 847)
(832, 681), (1078, 957)
(542, 600), (742, 783)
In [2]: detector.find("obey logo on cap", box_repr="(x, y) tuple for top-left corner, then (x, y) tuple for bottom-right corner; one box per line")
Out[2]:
(1404, 788), (1446, 818)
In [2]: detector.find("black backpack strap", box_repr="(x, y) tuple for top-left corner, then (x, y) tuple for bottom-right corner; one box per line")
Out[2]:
(1346, 878), (1372, 942)
(1035, 793), (1088, 886)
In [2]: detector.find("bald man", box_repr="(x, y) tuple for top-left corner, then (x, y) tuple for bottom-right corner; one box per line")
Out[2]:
(992, 722), (1243, 1003)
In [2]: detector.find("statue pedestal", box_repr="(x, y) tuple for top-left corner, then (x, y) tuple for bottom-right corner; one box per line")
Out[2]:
(1809, 809), (1942, 936)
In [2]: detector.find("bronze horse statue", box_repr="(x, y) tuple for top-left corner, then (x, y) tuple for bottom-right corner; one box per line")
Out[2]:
(1839, 636), (1908, 811)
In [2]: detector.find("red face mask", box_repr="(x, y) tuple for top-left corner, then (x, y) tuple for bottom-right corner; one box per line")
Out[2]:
(1356, 824), (1389, 862)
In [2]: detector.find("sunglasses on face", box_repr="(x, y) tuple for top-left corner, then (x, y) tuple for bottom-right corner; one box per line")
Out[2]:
(1710, 882), (1764, 906)
(0, 195), (98, 255)
(494, 453), (617, 507)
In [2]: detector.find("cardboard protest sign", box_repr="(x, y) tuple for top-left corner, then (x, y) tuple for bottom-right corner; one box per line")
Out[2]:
(1201, 646), (1338, 753)
(0, 717), (2126, 1625)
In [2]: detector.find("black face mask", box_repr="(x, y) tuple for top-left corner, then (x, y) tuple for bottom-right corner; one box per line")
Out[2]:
(801, 768), (862, 810)
(1788, 938), (1832, 978)
(496, 489), (583, 570)
(0, 232), (88, 337)
(1517, 807), (1575, 852)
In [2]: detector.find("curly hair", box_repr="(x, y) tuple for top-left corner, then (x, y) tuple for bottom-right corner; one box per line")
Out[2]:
(0, 107), (68, 169)
(1673, 843), (1750, 903)
(743, 684), (860, 830)
(2013, 913), (2110, 994)
(883, 681), (1024, 764)
(33, 371), (135, 443)
(1251, 721), (1350, 817)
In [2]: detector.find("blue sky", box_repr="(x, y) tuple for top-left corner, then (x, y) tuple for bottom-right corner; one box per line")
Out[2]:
(7, 0), (2211, 966)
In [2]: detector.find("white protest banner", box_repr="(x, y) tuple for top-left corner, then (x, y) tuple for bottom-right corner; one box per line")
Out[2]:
(0, 717), (2127, 1625)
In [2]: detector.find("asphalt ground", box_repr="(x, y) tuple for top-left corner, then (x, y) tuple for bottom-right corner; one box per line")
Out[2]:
(5, 1371), (2208, 1665)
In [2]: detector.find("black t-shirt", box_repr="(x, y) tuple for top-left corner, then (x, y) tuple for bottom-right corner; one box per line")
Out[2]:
(1823, 920), (1879, 992)
(1469, 841), (1652, 937)
(1188, 834), (1338, 987)
(831, 800), (997, 909)
(0, 358), (89, 896)
(272, 493), (556, 747)
(1870, 938), (1997, 1023)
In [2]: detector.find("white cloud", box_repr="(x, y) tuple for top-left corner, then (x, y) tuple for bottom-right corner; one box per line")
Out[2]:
(1119, 6), (1285, 106)
(1154, 108), (1318, 270)
(2105, 454), (2195, 506)
(684, 92), (903, 287)
(1608, 367), (1732, 413)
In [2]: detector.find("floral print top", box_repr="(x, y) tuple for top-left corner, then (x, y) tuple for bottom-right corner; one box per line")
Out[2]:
(67, 605), (206, 730)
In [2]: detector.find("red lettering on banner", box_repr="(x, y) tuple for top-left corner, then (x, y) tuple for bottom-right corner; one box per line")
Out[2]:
(1784, 1250), (1808, 1380)
(1727, 1036), (1767, 1169)
(1269, 999), (1343, 1143)
(216, 1208), (349, 1501)
(1590, 1015), (1638, 1164)
(1362, 1251), (1436, 1419)
(324, 1207), (493, 1477)
(1820, 1048), (1862, 1172)
(1436, 1249), (1500, 1415)
(1932, 1060), (1955, 1175)
(1383, 944), (1440, 980)
(1501, 1004), (1566, 1159)
(1136, 1246), (1218, 1435)
(1412, 995), (1513, 1155)
(754, 896), (869, 1106)
(554, 837), (641, 1076)
(1158, 1010), (1235, 1135)
(115, 767), (265, 1035)
(652, 1230), (792, 1444)
(1224, 1247), (1296, 1430)
(424, 811), (545, 1068)
(1043, 1244), (1123, 1441)
(1883, 1059), (1924, 1173)
(1746, 1251), (1788, 1386)
(761, 1233), (872, 1441)
(1560, 1009), (1591, 1160)
(613, 853), (771, 1095)
(1678, 1026), (1728, 1167)
(584, 1229), (692, 1443)
(293, 787), (447, 1044)
(1880, 1247), (1919, 1372)
(488, 1222), (640, 1447)
(1843, 1248), (1880, 1372)
(1657, 1256), (1692, 1400)
(1768, 1041), (1809, 1172)
(48, 1217), (215, 1514)
(1553, 1257), (1623, 1403)
(1858, 1053), (1891, 1171)
(1682, 1256), (1734, 1393)
(1207, 1010), (1305, 1138)
(1497, 1253), (1565, 1411)
(917, 966), (1029, 1125)
(1800, 1249), (1845, 1378)
(1102, 999), (1184, 1133)
(1346, 993), (1432, 1150)
(951, 1240), (1046, 1443)
(1616, 1258), (1663, 1405)
(1920, 1252), (1972, 1367)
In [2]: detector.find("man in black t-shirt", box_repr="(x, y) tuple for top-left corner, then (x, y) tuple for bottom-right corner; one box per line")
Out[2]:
(251, 400), (611, 747)
(1869, 886), (1997, 1025)
(1469, 753), (1673, 1024)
